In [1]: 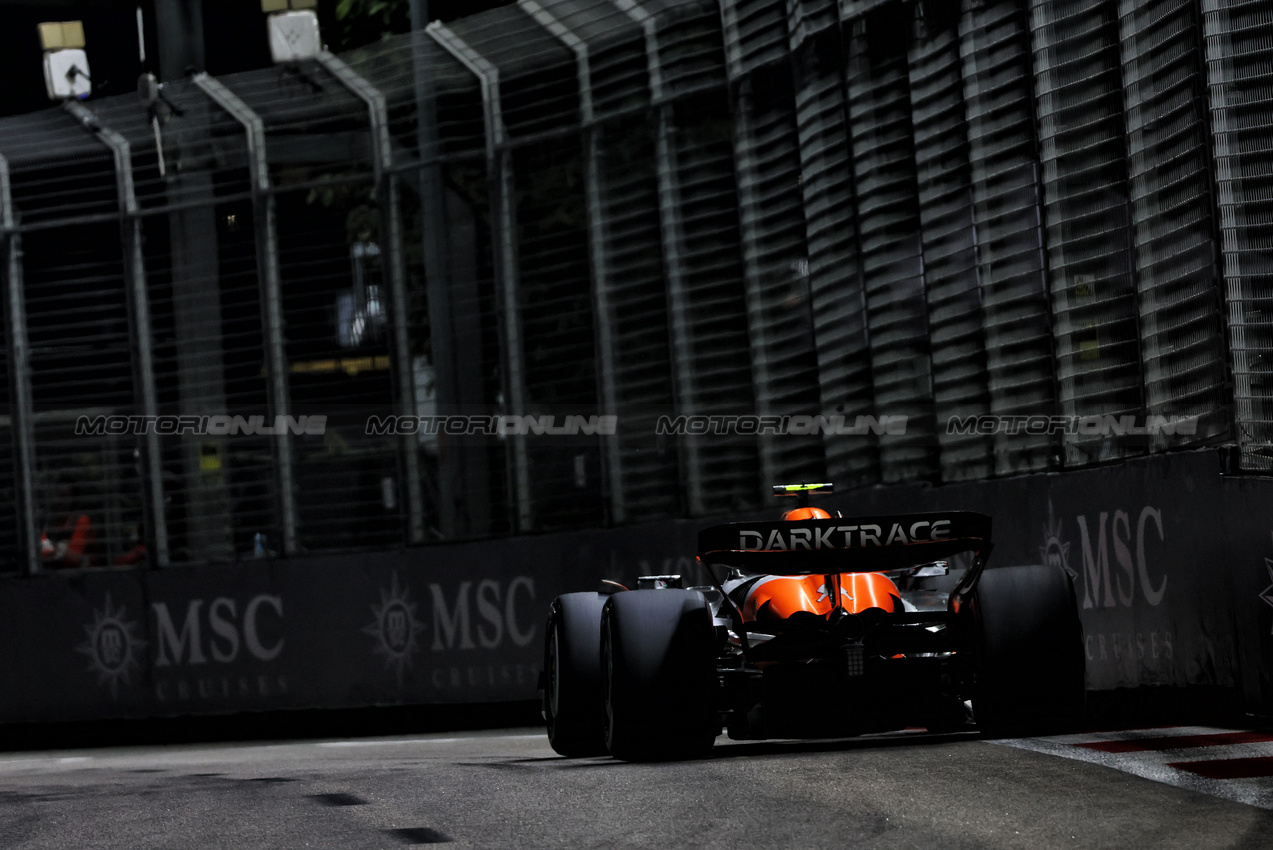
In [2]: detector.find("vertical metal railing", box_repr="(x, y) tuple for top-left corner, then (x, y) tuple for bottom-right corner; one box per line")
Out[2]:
(191, 73), (298, 556)
(614, 0), (704, 516)
(63, 101), (170, 567)
(957, 0), (1056, 475)
(315, 51), (426, 545)
(408, 28), (462, 539)
(787, 0), (878, 488)
(427, 21), (534, 532)
(155, 88), (234, 565)
(957, 0), (1059, 475)
(0, 153), (39, 575)
(1201, 0), (1273, 470)
(519, 0), (626, 525)
(908, 6), (992, 482)
(1116, 0), (1228, 452)
(720, 0), (778, 493)
(720, 0), (824, 489)
(1029, 0), (1145, 467)
(842, 11), (938, 484)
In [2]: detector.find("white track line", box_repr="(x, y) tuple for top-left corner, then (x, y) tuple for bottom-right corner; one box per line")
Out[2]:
(994, 727), (1273, 810)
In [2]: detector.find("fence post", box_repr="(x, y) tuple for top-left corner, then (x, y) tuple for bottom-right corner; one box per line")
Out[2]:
(613, 0), (704, 516)
(191, 73), (299, 556)
(1027, 0), (1145, 468)
(315, 51), (427, 545)
(1116, 0), (1229, 453)
(1200, 0), (1272, 470)
(906, 9), (993, 481)
(64, 101), (170, 567)
(721, 0), (782, 496)
(785, 0), (879, 488)
(839, 11), (939, 484)
(406, 22), (471, 539)
(955, 0), (1058, 476)
(719, 0), (830, 490)
(518, 0), (625, 525)
(427, 21), (534, 533)
(0, 154), (39, 575)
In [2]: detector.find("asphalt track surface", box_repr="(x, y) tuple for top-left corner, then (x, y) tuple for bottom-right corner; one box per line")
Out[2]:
(1, 727), (1271, 849)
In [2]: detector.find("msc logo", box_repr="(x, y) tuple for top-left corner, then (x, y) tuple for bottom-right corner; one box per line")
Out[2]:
(151, 594), (285, 667)
(364, 574), (539, 686)
(363, 572), (425, 685)
(1040, 499), (1167, 609)
(385, 606), (411, 653)
(1040, 501), (1072, 578)
(77, 594), (146, 699)
(1260, 532), (1273, 635)
(426, 577), (537, 651)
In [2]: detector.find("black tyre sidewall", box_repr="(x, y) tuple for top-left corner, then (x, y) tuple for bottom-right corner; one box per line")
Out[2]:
(965, 564), (1085, 736)
(602, 590), (718, 761)
(544, 592), (608, 757)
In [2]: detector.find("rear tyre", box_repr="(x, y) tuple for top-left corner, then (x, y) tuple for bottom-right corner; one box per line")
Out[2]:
(602, 590), (719, 761)
(962, 564), (1085, 737)
(543, 593), (608, 757)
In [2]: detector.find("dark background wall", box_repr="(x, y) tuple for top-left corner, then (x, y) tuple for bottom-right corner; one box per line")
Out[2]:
(2, 448), (1270, 725)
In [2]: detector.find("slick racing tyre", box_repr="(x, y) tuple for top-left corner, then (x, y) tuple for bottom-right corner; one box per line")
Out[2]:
(963, 564), (1085, 737)
(544, 593), (608, 757)
(601, 589), (719, 762)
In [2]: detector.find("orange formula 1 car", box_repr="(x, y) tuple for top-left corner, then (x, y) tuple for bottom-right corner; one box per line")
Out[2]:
(541, 483), (1085, 761)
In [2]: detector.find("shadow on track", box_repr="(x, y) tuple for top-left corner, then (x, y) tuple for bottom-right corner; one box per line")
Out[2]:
(480, 728), (981, 769)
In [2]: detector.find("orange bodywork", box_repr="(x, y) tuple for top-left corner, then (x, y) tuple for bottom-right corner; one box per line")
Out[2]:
(736, 499), (903, 623)
(741, 571), (903, 622)
(781, 506), (832, 522)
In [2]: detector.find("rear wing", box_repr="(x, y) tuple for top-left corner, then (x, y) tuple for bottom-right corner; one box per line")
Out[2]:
(697, 511), (991, 575)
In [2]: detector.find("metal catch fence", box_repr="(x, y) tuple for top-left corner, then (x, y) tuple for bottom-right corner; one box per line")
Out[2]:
(0, 0), (1269, 572)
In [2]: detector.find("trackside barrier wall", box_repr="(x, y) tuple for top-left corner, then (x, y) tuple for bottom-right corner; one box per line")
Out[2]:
(2, 448), (1272, 722)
